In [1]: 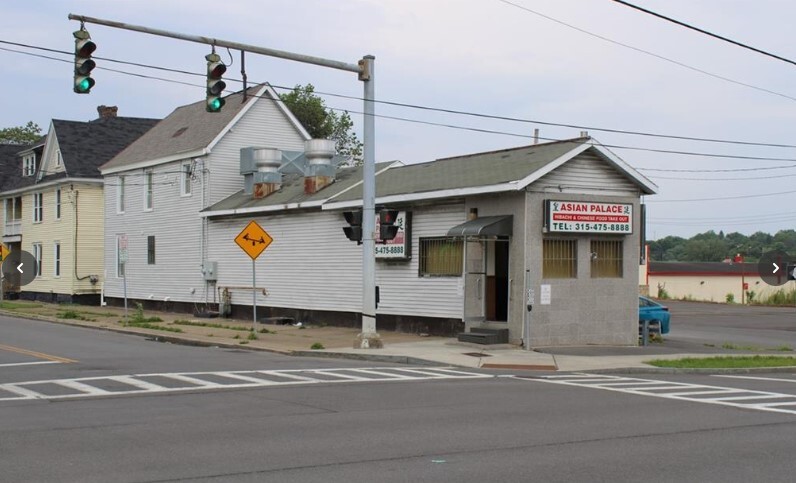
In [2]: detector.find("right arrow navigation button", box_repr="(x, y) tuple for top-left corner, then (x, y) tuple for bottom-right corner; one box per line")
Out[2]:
(758, 250), (791, 286)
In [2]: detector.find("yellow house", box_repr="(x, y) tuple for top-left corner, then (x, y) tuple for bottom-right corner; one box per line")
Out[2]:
(0, 107), (158, 302)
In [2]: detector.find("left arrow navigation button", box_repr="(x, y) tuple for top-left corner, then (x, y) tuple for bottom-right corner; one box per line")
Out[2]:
(1, 250), (37, 287)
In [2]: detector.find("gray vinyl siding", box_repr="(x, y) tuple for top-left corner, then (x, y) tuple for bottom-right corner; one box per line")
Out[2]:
(208, 96), (308, 205)
(103, 95), (308, 303)
(103, 163), (206, 302)
(375, 204), (465, 318)
(206, 203), (465, 318)
(533, 150), (640, 196)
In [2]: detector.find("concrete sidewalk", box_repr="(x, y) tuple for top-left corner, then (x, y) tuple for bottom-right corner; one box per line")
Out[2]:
(3, 301), (794, 373)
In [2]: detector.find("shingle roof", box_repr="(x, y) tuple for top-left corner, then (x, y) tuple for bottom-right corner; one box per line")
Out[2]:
(0, 116), (158, 194)
(0, 143), (29, 191)
(52, 117), (159, 178)
(101, 85), (267, 172)
(329, 138), (589, 203)
(203, 162), (395, 213)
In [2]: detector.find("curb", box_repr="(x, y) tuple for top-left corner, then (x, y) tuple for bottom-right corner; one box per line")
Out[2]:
(291, 350), (445, 367)
(580, 366), (796, 375)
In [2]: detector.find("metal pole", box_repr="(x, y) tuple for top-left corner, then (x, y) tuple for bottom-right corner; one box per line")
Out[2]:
(359, 55), (377, 345)
(123, 263), (128, 324)
(252, 259), (257, 333)
(68, 14), (360, 73)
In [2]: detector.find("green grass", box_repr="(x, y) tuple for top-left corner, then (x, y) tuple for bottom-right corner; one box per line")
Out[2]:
(720, 342), (793, 352)
(173, 320), (251, 331)
(247, 331), (258, 341)
(755, 287), (796, 306)
(310, 342), (325, 350)
(125, 321), (183, 333)
(57, 310), (95, 321)
(647, 356), (796, 369)
(0, 301), (43, 310)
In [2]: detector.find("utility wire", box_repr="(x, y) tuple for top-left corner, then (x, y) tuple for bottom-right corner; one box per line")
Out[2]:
(4, 38), (796, 150)
(612, 0), (796, 67)
(648, 172), (796, 181)
(645, 188), (796, 203)
(496, 0), (796, 103)
(638, 165), (796, 173)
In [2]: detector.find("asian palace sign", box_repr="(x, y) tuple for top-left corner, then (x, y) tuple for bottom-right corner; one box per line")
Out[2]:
(547, 201), (633, 234)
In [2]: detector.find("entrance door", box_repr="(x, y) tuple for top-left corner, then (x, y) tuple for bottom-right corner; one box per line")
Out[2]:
(486, 239), (509, 322)
(463, 238), (486, 328)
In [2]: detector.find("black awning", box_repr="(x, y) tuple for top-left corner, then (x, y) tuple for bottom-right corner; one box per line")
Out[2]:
(447, 215), (513, 237)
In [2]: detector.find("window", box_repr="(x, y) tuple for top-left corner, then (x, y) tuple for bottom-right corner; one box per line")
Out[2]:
(13, 196), (21, 221)
(144, 171), (153, 210)
(181, 162), (192, 196)
(33, 192), (43, 223)
(116, 236), (126, 278)
(147, 236), (155, 265)
(56, 149), (62, 167)
(117, 176), (126, 213)
(591, 240), (623, 278)
(23, 155), (35, 176)
(419, 237), (463, 276)
(55, 188), (61, 220)
(543, 239), (577, 279)
(33, 243), (42, 277)
(53, 242), (61, 277)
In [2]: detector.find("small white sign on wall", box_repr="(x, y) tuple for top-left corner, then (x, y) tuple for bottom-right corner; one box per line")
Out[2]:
(540, 284), (551, 305)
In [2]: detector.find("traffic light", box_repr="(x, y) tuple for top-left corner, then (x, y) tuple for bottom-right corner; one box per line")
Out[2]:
(343, 210), (362, 244)
(73, 29), (96, 94)
(205, 52), (226, 112)
(379, 209), (400, 241)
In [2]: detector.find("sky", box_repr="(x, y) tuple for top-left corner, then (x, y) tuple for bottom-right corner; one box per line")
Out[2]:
(2, 0), (796, 240)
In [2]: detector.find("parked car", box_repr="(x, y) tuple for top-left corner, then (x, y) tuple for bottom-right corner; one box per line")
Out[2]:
(639, 295), (670, 334)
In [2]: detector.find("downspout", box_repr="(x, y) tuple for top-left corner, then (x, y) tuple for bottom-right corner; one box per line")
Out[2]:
(73, 189), (93, 282)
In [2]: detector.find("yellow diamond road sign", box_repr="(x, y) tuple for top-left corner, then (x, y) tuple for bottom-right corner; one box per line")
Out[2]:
(0, 243), (8, 262)
(235, 220), (273, 260)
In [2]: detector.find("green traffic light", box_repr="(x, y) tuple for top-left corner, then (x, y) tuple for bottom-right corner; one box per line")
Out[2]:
(206, 97), (225, 112)
(74, 76), (95, 94)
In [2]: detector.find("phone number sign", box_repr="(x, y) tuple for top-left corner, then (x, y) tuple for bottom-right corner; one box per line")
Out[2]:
(547, 201), (633, 234)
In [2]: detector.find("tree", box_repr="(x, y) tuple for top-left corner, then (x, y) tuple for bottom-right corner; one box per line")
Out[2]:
(0, 121), (42, 145)
(279, 84), (363, 166)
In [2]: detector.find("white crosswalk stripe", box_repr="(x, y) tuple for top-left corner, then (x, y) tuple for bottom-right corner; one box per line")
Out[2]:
(518, 373), (796, 416)
(0, 366), (492, 402)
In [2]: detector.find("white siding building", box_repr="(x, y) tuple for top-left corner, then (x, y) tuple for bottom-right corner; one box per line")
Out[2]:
(99, 85), (310, 308)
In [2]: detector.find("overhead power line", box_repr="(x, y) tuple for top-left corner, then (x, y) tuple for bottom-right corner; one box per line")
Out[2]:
(3, 38), (796, 150)
(638, 165), (796, 173)
(612, 0), (796, 68)
(648, 172), (796, 181)
(645, 188), (796, 203)
(496, 0), (796, 102)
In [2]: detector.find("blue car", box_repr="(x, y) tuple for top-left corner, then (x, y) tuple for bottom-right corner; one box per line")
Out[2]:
(639, 296), (670, 335)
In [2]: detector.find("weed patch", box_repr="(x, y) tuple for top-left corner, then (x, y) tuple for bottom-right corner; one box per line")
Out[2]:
(310, 342), (325, 350)
(647, 355), (796, 369)
(173, 320), (250, 331)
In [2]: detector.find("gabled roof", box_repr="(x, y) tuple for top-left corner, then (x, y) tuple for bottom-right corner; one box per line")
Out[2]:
(101, 84), (310, 174)
(0, 116), (158, 195)
(50, 117), (159, 178)
(324, 137), (657, 208)
(201, 162), (397, 217)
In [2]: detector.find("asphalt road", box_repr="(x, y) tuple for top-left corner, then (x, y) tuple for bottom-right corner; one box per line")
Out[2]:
(2, 314), (796, 482)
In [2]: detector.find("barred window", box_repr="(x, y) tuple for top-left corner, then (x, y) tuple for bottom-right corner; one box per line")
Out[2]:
(419, 237), (463, 276)
(591, 240), (623, 278)
(543, 239), (577, 279)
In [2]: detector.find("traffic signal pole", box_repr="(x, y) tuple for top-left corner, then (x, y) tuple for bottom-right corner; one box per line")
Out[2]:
(68, 14), (381, 348)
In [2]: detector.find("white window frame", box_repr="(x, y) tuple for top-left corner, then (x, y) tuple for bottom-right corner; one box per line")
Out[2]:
(55, 188), (62, 220)
(33, 192), (43, 223)
(53, 242), (61, 278)
(56, 149), (62, 167)
(144, 171), (154, 211)
(116, 235), (126, 278)
(117, 176), (126, 214)
(33, 243), (42, 277)
(181, 162), (192, 197)
(23, 155), (35, 176)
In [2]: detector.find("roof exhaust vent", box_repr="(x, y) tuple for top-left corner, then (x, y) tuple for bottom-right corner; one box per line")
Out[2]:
(303, 139), (336, 194)
(240, 147), (282, 198)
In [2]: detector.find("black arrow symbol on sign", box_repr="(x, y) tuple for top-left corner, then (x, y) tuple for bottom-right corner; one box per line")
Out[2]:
(243, 234), (266, 246)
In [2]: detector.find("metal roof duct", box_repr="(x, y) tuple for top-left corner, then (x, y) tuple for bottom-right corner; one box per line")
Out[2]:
(304, 139), (336, 194)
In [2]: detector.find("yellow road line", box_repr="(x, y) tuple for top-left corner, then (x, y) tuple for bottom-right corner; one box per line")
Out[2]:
(0, 343), (76, 364)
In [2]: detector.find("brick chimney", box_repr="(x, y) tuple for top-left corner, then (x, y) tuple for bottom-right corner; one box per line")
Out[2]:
(97, 105), (118, 119)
